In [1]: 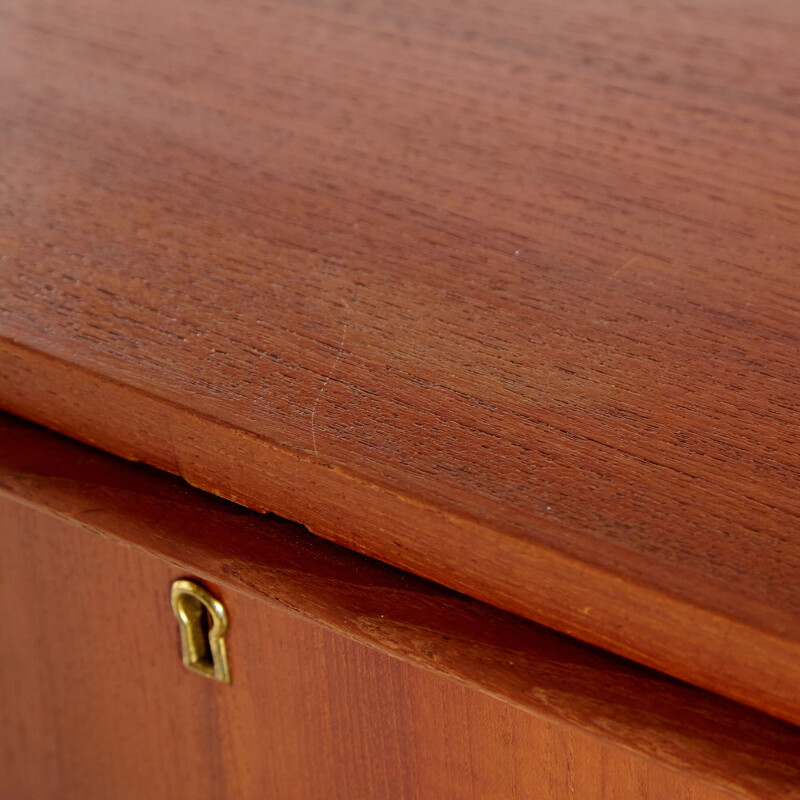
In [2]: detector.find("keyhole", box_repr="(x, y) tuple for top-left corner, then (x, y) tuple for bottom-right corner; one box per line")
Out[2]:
(170, 579), (231, 684)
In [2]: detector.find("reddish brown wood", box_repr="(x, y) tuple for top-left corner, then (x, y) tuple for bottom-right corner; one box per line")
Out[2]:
(1, 0), (799, 726)
(2, 492), (752, 800)
(2, 412), (800, 799)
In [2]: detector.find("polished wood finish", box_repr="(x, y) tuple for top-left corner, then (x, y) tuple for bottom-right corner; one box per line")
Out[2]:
(1, 0), (799, 725)
(0, 486), (753, 800)
(2, 413), (800, 799)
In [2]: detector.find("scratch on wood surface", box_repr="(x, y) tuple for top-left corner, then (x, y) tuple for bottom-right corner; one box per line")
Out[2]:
(610, 253), (641, 279)
(165, 414), (185, 480)
(311, 303), (351, 458)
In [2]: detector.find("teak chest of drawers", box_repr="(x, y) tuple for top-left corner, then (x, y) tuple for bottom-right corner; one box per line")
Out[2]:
(1, 0), (799, 796)
(3, 413), (800, 800)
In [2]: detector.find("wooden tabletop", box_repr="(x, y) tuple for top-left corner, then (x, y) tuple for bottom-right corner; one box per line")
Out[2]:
(1, 0), (799, 723)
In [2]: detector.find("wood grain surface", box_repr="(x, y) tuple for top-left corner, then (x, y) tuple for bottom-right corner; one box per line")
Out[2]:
(1, 0), (799, 725)
(2, 494), (752, 800)
(3, 413), (800, 800)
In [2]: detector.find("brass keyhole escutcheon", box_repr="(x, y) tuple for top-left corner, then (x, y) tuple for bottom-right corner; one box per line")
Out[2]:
(170, 579), (231, 684)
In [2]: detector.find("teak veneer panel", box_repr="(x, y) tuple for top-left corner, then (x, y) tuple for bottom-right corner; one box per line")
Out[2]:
(3, 413), (800, 800)
(3, 495), (747, 800)
(1, 0), (799, 724)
